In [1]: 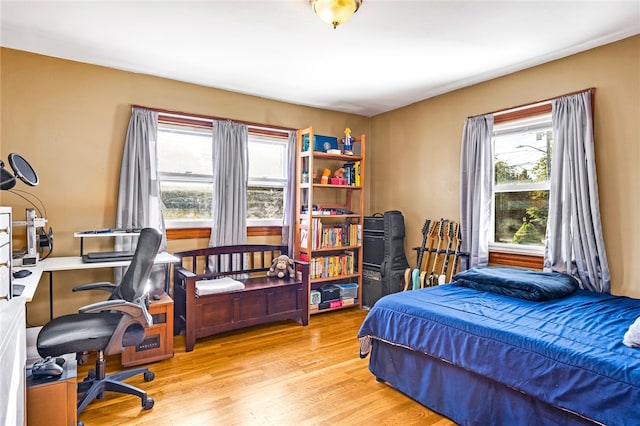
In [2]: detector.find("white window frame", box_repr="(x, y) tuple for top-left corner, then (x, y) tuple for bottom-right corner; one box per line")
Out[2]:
(246, 133), (289, 227)
(157, 119), (289, 229)
(489, 112), (552, 256)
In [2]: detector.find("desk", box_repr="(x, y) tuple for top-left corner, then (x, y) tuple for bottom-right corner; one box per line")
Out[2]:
(74, 230), (141, 257)
(12, 262), (45, 302)
(40, 252), (179, 319)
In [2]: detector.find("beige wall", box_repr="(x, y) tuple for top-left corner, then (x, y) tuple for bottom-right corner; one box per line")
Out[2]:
(370, 35), (640, 297)
(0, 48), (368, 324)
(2, 35), (638, 324)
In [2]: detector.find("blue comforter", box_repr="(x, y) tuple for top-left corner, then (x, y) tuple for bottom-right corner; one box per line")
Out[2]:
(453, 266), (578, 301)
(358, 285), (640, 425)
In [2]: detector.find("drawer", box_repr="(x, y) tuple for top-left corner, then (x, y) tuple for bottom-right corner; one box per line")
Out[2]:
(0, 212), (10, 247)
(0, 212), (10, 229)
(0, 242), (10, 264)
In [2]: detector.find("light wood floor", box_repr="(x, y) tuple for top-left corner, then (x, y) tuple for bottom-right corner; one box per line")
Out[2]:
(77, 308), (455, 426)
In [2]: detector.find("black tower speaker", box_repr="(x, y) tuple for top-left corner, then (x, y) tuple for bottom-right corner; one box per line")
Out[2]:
(362, 211), (409, 309)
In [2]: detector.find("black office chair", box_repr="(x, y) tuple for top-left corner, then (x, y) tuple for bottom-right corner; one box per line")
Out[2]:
(36, 227), (162, 414)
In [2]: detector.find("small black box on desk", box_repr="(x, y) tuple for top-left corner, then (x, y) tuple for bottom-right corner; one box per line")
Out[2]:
(319, 284), (341, 302)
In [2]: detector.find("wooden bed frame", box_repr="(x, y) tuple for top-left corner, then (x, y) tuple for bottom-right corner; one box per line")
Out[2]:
(173, 244), (309, 352)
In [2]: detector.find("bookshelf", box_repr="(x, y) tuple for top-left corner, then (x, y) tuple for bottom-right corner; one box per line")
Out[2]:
(294, 126), (365, 317)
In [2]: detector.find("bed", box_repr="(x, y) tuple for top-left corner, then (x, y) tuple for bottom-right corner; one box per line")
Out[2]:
(357, 267), (640, 426)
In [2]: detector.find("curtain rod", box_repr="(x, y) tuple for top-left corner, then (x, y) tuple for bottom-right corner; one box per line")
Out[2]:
(131, 104), (295, 132)
(467, 87), (595, 119)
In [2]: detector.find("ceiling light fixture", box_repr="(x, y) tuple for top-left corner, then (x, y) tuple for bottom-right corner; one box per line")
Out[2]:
(310, 0), (362, 29)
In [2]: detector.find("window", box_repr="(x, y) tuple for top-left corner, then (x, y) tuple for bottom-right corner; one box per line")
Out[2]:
(247, 134), (288, 223)
(157, 119), (289, 228)
(491, 110), (552, 255)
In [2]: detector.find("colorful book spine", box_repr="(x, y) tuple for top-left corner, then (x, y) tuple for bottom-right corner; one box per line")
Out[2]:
(309, 252), (355, 279)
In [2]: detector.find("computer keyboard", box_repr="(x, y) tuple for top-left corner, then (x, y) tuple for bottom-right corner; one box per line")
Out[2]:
(82, 251), (135, 263)
(85, 251), (135, 260)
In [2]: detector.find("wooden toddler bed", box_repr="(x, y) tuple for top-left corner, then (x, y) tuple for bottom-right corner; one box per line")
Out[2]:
(358, 267), (640, 425)
(173, 244), (309, 352)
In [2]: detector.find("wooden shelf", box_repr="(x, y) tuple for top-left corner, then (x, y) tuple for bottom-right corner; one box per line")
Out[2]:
(312, 183), (362, 189)
(294, 126), (366, 323)
(310, 302), (360, 315)
(301, 151), (362, 162)
(300, 244), (361, 253)
(310, 214), (361, 219)
(310, 273), (361, 284)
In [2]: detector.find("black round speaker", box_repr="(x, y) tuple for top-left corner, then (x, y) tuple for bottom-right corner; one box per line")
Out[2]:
(8, 153), (39, 186)
(0, 167), (16, 190)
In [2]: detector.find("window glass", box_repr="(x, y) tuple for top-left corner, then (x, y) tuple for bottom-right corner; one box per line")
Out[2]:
(157, 121), (288, 228)
(247, 135), (287, 222)
(248, 186), (284, 220)
(157, 124), (212, 176)
(249, 135), (286, 180)
(492, 114), (552, 251)
(160, 181), (212, 221)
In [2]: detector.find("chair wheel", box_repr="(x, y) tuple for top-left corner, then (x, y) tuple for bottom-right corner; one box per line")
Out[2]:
(144, 371), (155, 381)
(143, 397), (154, 410)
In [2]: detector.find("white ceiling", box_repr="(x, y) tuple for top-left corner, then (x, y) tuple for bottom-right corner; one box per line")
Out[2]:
(1, 1), (639, 117)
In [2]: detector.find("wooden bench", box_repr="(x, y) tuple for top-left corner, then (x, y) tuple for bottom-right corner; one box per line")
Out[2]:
(173, 245), (309, 352)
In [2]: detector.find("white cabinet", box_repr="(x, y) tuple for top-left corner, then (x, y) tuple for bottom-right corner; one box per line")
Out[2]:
(0, 297), (26, 426)
(0, 207), (12, 299)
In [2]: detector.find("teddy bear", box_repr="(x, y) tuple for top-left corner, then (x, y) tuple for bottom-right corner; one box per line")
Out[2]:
(267, 254), (295, 279)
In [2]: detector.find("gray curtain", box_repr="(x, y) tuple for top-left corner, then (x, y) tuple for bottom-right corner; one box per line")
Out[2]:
(281, 130), (297, 254)
(544, 90), (610, 292)
(459, 114), (494, 268)
(115, 107), (167, 287)
(208, 120), (248, 273)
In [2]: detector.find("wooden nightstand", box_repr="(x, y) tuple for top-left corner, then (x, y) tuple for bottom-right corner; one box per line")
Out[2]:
(27, 356), (77, 426)
(121, 293), (174, 367)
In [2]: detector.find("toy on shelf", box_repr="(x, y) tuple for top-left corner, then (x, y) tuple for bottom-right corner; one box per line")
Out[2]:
(321, 168), (331, 184)
(331, 167), (347, 185)
(343, 128), (353, 155)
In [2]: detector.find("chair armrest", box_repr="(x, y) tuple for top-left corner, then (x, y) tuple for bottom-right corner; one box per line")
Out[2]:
(175, 266), (196, 279)
(72, 282), (117, 293)
(79, 299), (145, 318)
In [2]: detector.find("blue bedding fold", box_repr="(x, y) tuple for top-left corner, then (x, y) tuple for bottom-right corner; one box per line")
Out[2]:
(358, 285), (640, 425)
(453, 266), (578, 301)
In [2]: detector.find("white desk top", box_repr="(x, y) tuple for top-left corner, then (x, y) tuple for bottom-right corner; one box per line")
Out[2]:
(73, 231), (141, 238)
(41, 252), (179, 272)
(12, 263), (45, 302)
(12, 252), (179, 302)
